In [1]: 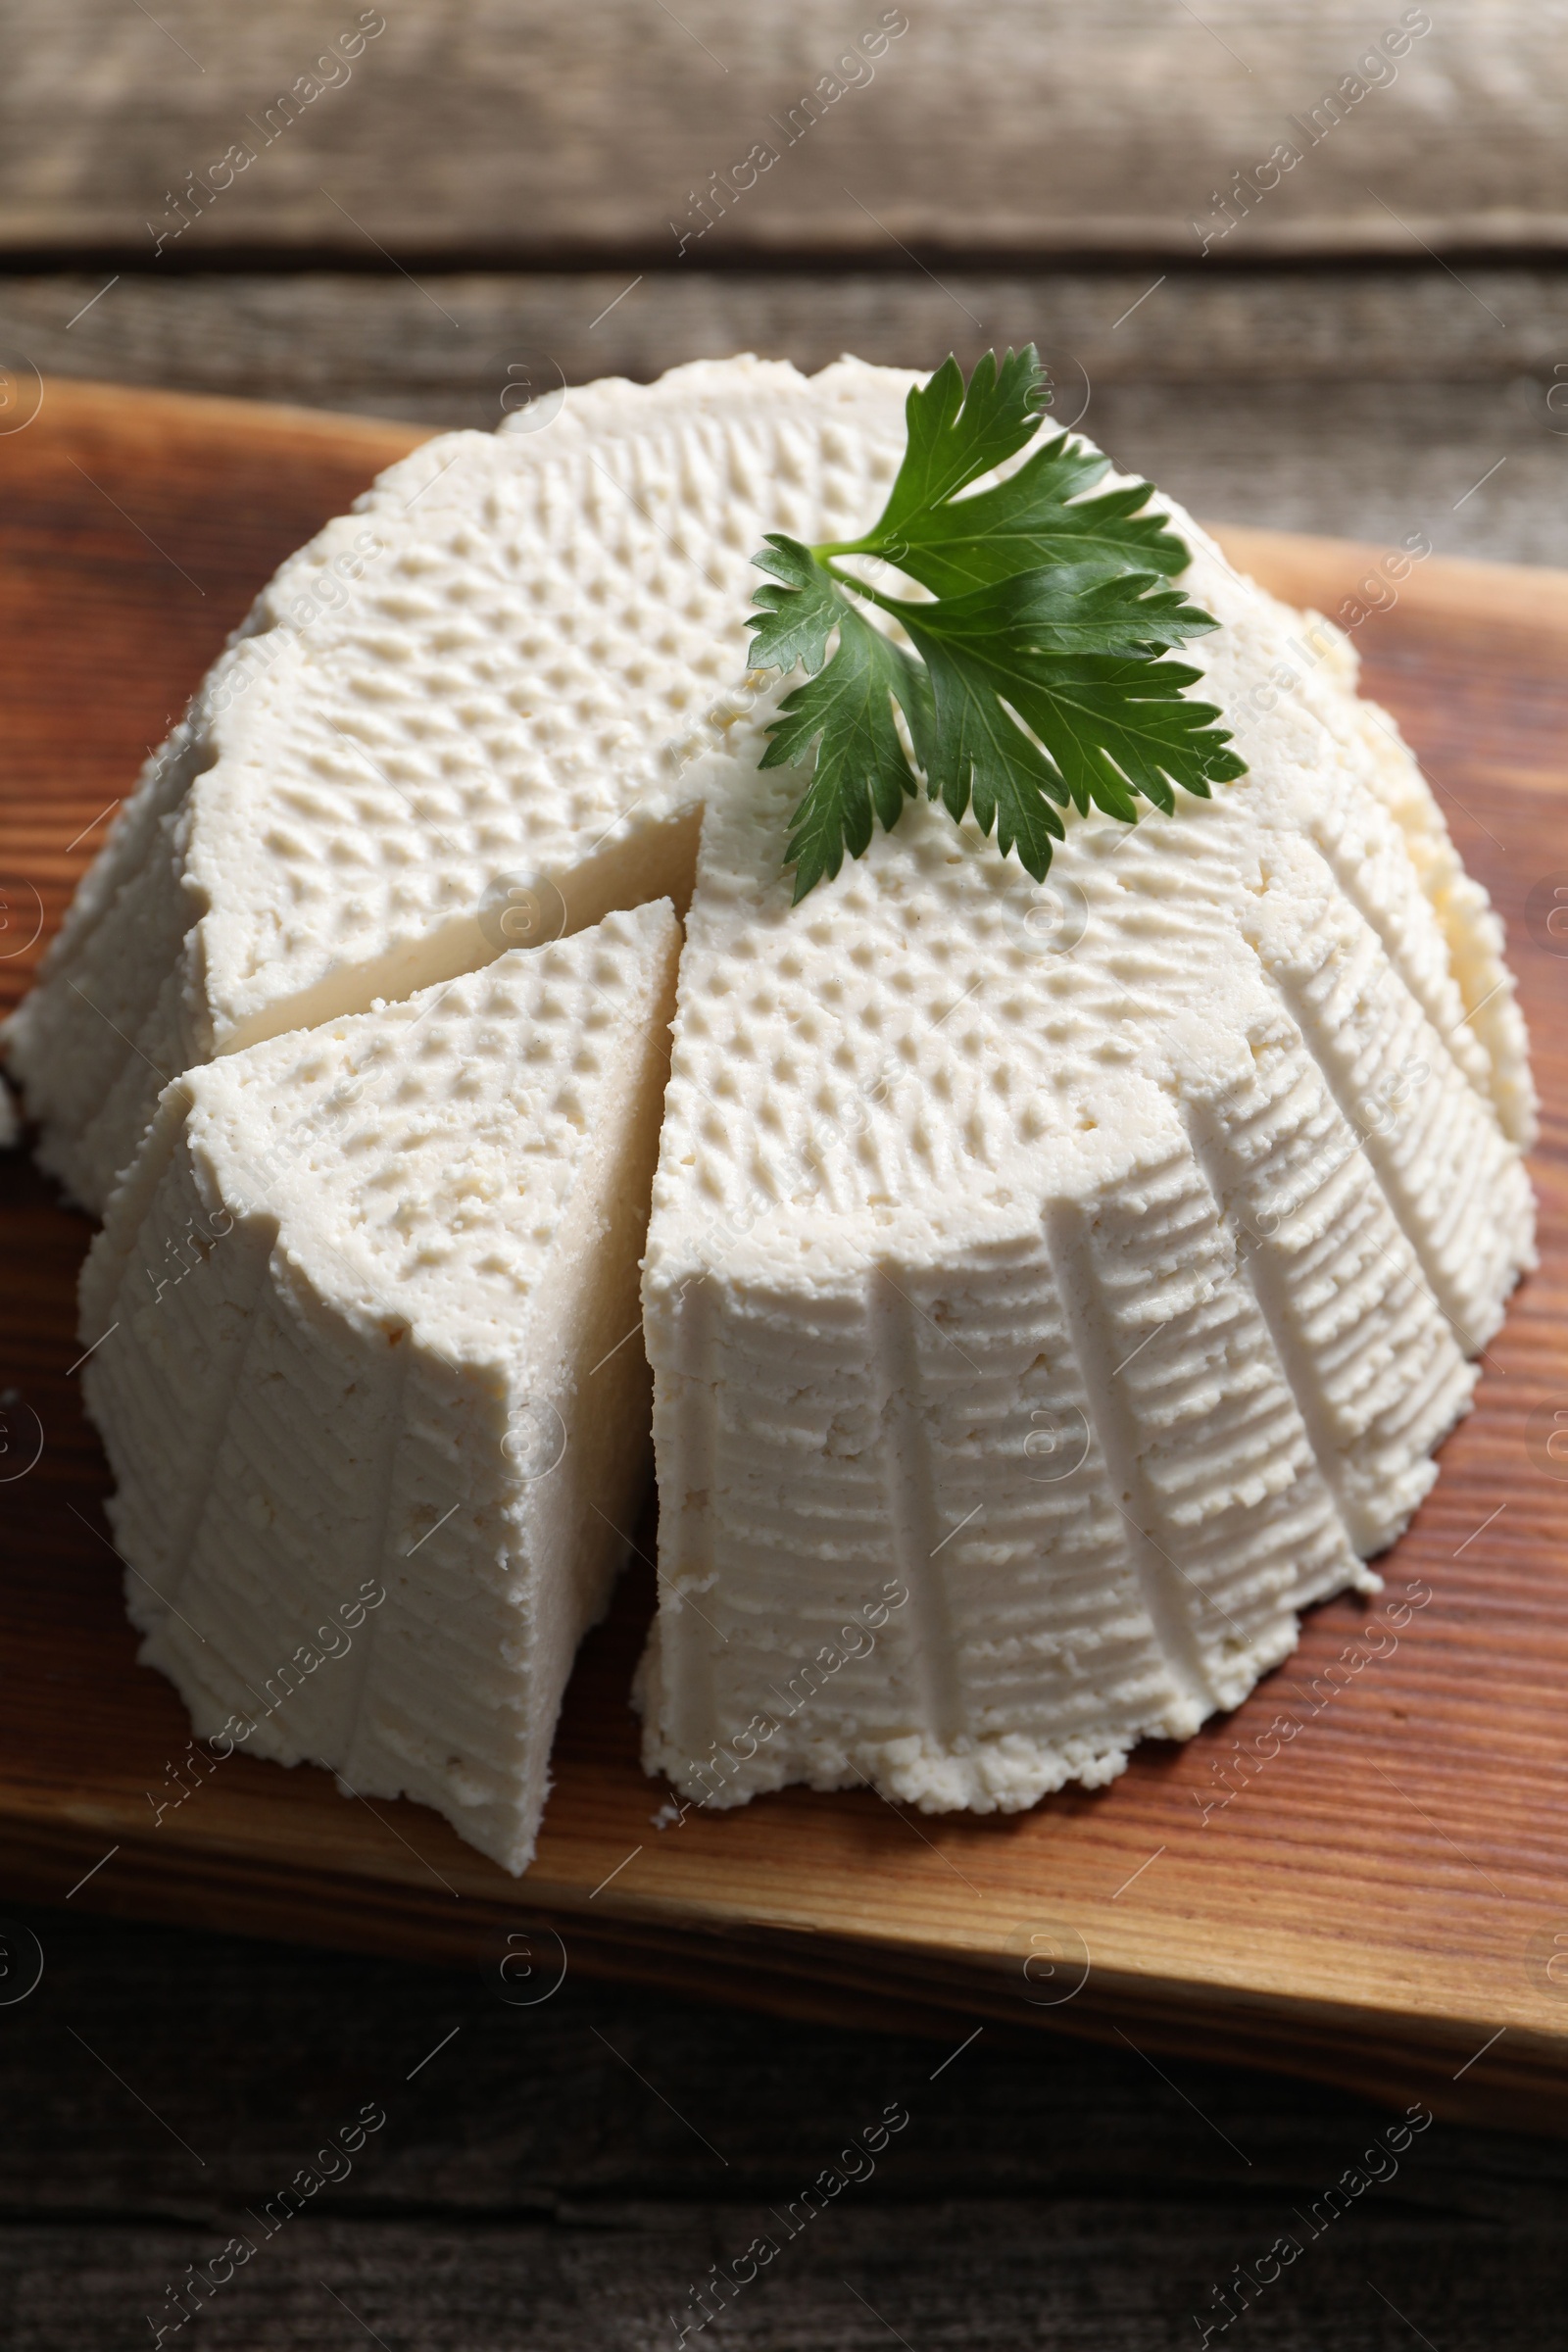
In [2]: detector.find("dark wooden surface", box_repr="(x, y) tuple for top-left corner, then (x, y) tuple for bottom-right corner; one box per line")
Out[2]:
(5, 1896), (1566, 2351)
(3, 7), (1568, 2345)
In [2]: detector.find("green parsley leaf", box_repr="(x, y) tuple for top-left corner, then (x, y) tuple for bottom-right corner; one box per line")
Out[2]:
(748, 536), (843, 675)
(883, 444), (1194, 599)
(761, 595), (926, 904)
(746, 345), (1247, 899)
(906, 563), (1224, 661)
(917, 641), (1246, 845)
(836, 349), (1050, 550)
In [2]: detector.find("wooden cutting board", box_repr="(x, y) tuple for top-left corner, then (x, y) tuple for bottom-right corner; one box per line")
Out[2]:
(4, 379), (1567, 2133)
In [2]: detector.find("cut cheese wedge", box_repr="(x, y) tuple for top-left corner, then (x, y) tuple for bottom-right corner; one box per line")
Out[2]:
(635, 522), (1536, 1816)
(76, 902), (680, 1874)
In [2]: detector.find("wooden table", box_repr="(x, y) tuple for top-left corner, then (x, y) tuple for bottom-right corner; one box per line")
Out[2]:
(2, 6), (1567, 2344)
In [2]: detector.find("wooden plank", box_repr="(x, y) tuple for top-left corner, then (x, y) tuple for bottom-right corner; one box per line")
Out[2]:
(1, 3), (1566, 259)
(7, 1900), (1565, 2350)
(6, 265), (1562, 402)
(20, 1900), (1568, 2212)
(6, 2205), (1564, 2352)
(3, 381), (1568, 2136)
(1, 270), (1557, 562)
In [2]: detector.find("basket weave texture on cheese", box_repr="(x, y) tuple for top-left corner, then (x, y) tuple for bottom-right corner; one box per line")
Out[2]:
(76, 903), (680, 1875)
(8, 355), (1539, 1844)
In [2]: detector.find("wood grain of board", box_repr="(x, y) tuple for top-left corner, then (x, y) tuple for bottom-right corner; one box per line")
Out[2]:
(3, 2), (1567, 259)
(3, 380), (1567, 2133)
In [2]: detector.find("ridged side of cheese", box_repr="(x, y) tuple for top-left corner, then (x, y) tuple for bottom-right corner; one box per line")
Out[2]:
(636, 518), (1534, 1815)
(1260, 598), (1533, 1146)
(77, 904), (680, 1873)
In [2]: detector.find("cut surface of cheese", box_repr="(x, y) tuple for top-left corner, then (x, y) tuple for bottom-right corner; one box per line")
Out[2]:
(635, 519), (1536, 1817)
(6, 359), (914, 1213)
(76, 902), (680, 1874)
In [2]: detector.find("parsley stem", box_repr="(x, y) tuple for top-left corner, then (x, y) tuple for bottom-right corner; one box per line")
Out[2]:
(817, 562), (916, 622)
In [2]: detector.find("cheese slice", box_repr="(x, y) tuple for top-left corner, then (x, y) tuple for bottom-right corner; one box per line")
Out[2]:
(6, 359), (913, 1212)
(76, 902), (680, 1874)
(635, 520), (1536, 1817)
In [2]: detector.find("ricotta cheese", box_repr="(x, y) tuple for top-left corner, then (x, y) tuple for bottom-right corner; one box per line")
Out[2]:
(76, 903), (680, 1874)
(11, 355), (1538, 1850)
